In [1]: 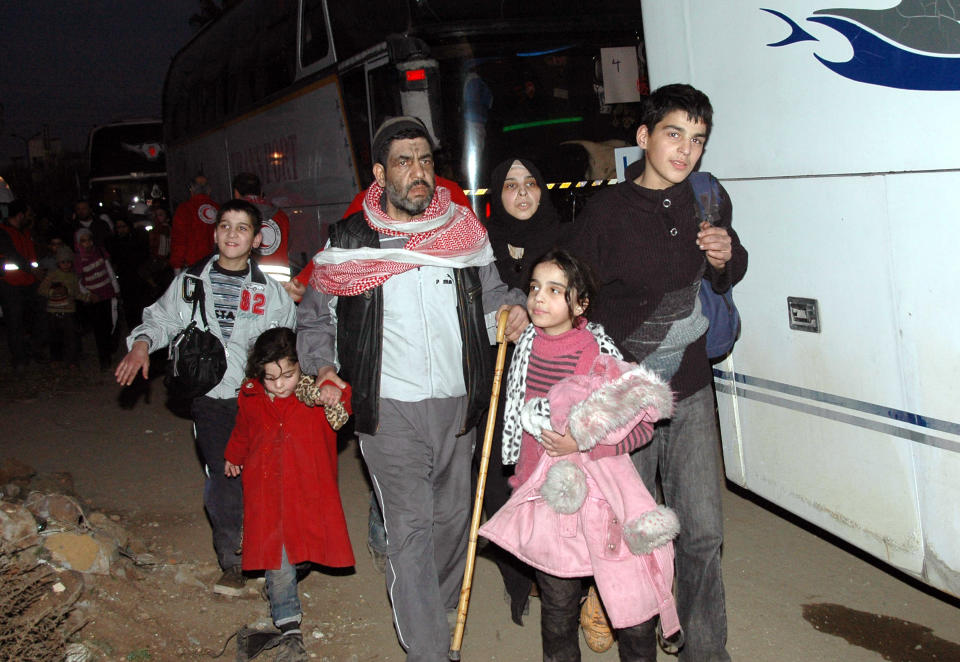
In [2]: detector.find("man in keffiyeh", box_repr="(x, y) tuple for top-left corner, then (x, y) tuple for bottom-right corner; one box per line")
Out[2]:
(297, 116), (528, 662)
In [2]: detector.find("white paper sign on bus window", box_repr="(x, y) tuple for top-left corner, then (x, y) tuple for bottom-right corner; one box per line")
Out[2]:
(600, 47), (642, 104)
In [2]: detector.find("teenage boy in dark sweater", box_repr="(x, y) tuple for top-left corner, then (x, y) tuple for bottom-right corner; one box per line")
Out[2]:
(565, 84), (747, 661)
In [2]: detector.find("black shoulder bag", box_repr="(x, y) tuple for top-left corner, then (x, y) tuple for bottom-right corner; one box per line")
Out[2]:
(165, 261), (227, 399)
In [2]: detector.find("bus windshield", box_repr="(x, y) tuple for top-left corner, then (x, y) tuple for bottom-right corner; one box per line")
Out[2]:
(433, 39), (646, 195)
(88, 120), (168, 216)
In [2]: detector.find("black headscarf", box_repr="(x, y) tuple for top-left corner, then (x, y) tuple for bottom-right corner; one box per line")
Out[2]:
(486, 157), (564, 290)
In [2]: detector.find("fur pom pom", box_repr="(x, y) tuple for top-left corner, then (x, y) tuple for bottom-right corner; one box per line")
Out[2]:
(539, 460), (588, 514)
(521, 397), (552, 441)
(622, 505), (680, 555)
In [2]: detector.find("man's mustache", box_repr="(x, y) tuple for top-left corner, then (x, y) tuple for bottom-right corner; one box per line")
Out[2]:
(406, 179), (431, 193)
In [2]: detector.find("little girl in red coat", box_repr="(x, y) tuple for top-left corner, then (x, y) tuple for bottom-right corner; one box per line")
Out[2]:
(225, 327), (354, 660)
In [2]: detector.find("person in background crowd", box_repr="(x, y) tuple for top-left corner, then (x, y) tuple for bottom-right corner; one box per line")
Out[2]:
(74, 228), (120, 370)
(37, 245), (83, 372)
(70, 199), (112, 248)
(108, 217), (150, 330)
(232, 172), (292, 284)
(170, 174), (218, 272)
(0, 199), (45, 371)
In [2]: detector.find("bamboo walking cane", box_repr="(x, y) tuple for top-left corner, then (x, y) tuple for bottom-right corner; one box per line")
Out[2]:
(449, 309), (510, 660)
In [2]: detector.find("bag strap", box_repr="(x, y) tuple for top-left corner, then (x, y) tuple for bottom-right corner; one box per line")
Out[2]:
(182, 255), (215, 329)
(688, 172), (722, 226)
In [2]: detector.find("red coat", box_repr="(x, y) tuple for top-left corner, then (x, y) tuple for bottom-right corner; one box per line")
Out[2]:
(225, 379), (355, 571)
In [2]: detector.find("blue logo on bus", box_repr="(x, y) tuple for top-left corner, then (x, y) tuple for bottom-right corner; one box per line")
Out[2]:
(762, 3), (960, 91)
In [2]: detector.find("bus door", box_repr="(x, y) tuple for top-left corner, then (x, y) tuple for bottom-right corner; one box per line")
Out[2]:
(338, 37), (443, 190)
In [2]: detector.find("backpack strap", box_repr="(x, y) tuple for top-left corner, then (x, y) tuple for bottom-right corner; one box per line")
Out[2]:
(249, 259), (266, 284)
(687, 172), (722, 226)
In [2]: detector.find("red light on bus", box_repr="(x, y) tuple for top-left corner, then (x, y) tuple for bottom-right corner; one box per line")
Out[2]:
(406, 69), (427, 82)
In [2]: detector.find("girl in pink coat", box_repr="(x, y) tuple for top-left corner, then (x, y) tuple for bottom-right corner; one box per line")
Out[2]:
(479, 250), (682, 662)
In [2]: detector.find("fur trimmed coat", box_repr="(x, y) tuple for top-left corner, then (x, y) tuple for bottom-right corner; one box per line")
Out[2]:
(479, 355), (681, 634)
(225, 379), (355, 571)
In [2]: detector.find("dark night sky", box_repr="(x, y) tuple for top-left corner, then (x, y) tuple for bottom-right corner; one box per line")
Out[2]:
(0, 1), (201, 164)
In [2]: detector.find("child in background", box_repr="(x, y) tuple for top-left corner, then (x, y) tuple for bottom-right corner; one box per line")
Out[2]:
(480, 249), (681, 662)
(74, 228), (120, 369)
(224, 328), (354, 661)
(37, 246), (83, 370)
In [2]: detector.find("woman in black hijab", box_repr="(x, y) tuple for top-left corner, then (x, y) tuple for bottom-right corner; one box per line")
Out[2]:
(486, 157), (564, 291)
(480, 157), (566, 625)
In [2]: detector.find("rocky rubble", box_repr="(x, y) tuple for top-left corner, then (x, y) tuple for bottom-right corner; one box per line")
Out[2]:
(0, 457), (200, 661)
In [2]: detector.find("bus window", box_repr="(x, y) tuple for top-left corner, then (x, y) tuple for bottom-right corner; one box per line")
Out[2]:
(300, 0), (330, 67)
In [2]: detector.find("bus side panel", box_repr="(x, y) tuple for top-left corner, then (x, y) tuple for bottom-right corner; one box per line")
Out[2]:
(169, 79), (357, 263)
(720, 176), (923, 574)
(885, 171), (960, 594)
(221, 78), (357, 262)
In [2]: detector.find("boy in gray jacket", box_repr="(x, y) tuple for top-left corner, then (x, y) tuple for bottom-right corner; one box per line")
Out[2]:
(116, 199), (296, 596)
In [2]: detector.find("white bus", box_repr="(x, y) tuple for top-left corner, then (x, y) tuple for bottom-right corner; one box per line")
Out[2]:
(162, 0), (650, 266)
(643, 1), (960, 597)
(163, 0), (960, 598)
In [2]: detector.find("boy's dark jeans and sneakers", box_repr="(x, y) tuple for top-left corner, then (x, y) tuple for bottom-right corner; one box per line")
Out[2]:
(191, 395), (245, 596)
(632, 386), (731, 662)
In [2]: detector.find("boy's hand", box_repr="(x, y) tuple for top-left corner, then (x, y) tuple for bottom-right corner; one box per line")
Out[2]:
(316, 384), (341, 408)
(282, 279), (306, 303)
(224, 461), (242, 477)
(540, 429), (579, 457)
(316, 365), (346, 390)
(500, 304), (530, 343)
(115, 340), (150, 385)
(696, 221), (733, 271)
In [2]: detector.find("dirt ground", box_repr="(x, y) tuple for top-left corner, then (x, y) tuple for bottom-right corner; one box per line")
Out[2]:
(2, 349), (960, 662)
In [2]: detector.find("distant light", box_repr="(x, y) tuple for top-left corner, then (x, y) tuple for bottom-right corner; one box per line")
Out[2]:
(502, 116), (584, 133)
(30, 261), (39, 268)
(269, 151), (284, 164)
(132, 196), (140, 202)
(144, 224), (154, 231)
(406, 69), (426, 82)
(3, 263), (19, 272)
(516, 45), (574, 57)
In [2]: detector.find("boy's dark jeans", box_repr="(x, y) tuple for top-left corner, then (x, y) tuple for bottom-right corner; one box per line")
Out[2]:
(536, 571), (657, 662)
(47, 312), (80, 364)
(191, 395), (242, 570)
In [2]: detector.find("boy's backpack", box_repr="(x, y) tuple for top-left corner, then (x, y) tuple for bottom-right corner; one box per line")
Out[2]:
(689, 172), (741, 360)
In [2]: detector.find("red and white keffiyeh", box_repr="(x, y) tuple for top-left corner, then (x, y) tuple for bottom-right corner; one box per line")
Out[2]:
(311, 182), (493, 296)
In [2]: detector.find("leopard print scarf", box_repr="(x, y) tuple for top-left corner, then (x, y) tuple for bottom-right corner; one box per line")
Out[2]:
(501, 321), (622, 465)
